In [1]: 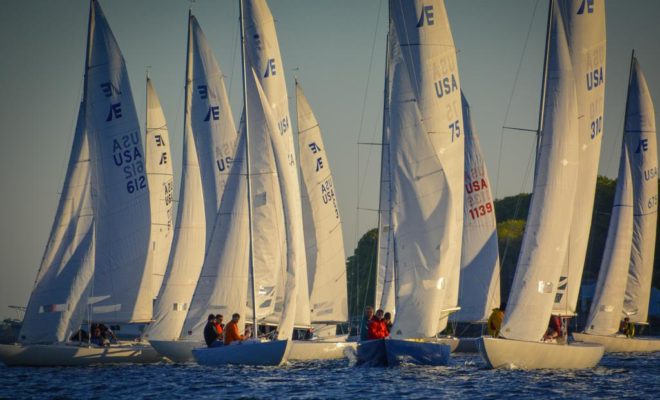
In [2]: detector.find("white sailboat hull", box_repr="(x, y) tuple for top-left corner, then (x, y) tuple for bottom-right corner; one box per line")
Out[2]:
(288, 338), (356, 361)
(357, 339), (451, 367)
(0, 342), (163, 367)
(192, 339), (291, 366)
(573, 332), (660, 353)
(478, 337), (604, 369)
(150, 339), (202, 363)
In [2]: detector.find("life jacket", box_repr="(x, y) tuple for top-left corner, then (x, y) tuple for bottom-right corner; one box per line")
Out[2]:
(214, 322), (223, 336)
(367, 318), (388, 340)
(224, 321), (243, 345)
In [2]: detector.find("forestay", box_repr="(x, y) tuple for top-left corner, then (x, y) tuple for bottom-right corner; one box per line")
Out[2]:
(145, 77), (175, 298)
(585, 139), (633, 335)
(553, 0), (606, 315)
(388, 0), (464, 339)
(85, 0), (152, 323)
(19, 104), (94, 344)
(623, 57), (658, 324)
(147, 14), (206, 341)
(453, 92), (500, 323)
(243, 0), (310, 332)
(297, 81), (348, 324)
(501, 3), (579, 342)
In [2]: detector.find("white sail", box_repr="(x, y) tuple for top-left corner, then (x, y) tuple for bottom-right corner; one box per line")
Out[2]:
(623, 57), (658, 324)
(453, 91), (500, 323)
(147, 14), (206, 341)
(85, 0), (152, 323)
(584, 140), (633, 335)
(189, 17), (239, 238)
(243, 0), (310, 332)
(182, 132), (250, 341)
(553, 0), (606, 315)
(388, 0), (464, 339)
(145, 77), (175, 298)
(19, 104), (95, 344)
(375, 35), (396, 316)
(500, 3), (579, 342)
(296, 81), (348, 324)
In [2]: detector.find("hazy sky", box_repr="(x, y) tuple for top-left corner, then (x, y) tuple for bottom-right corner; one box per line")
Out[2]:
(0, 0), (659, 319)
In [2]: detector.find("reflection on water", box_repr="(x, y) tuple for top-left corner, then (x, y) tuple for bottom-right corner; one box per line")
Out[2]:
(0, 353), (658, 398)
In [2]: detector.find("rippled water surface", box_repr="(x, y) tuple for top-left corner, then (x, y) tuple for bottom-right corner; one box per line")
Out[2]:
(1, 352), (658, 399)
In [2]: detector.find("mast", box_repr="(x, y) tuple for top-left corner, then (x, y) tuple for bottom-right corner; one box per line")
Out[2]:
(533, 0), (554, 182)
(239, 0), (258, 338)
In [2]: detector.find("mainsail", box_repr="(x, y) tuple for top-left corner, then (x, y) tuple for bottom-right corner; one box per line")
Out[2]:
(553, 0), (606, 315)
(149, 15), (236, 340)
(19, 104), (94, 344)
(453, 92), (500, 323)
(296, 80), (348, 324)
(584, 138), (633, 335)
(243, 0), (310, 333)
(500, 2), (579, 341)
(85, 0), (152, 323)
(388, 0), (464, 339)
(623, 57), (658, 324)
(145, 76), (175, 298)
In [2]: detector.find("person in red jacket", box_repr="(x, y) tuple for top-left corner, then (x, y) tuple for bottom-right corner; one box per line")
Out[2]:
(367, 309), (388, 340)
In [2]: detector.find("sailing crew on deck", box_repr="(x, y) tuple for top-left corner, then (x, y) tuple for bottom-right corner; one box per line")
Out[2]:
(214, 314), (224, 337)
(204, 314), (222, 348)
(225, 313), (247, 345)
(543, 315), (564, 343)
(487, 304), (505, 337)
(383, 312), (393, 336)
(620, 317), (635, 338)
(360, 306), (374, 341)
(368, 309), (388, 340)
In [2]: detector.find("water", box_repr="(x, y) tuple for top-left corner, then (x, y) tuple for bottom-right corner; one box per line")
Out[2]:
(1, 353), (658, 399)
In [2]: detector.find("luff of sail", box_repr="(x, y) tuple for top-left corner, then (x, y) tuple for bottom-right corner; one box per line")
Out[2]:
(553, 0), (606, 315)
(623, 57), (658, 324)
(147, 13), (206, 341)
(388, 0), (464, 339)
(145, 77), (175, 299)
(453, 91), (500, 323)
(85, 0), (152, 323)
(584, 139), (633, 335)
(243, 0), (311, 330)
(19, 104), (95, 344)
(296, 81), (348, 324)
(500, 2), (579, 342)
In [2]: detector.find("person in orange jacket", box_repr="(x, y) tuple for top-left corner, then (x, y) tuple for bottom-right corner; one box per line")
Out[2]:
(367, 309), (388, 340)
(224, 313), (247, 345)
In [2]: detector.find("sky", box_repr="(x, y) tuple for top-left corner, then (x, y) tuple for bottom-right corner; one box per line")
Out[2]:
(0, 0), (659, 319)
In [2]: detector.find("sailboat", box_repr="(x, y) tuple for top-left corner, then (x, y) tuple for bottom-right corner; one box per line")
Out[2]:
(287, 80), (356, 361)
(452, 91), (501, 353)
(192, 0), (306, 366)
(358, 0), (464, 366)
(0, 0), (162, 366)
(145, 75), (175, 300)
(147, 11), (240, 363)
(573, 53), (659, 353)
(478, 0), (604, 369)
